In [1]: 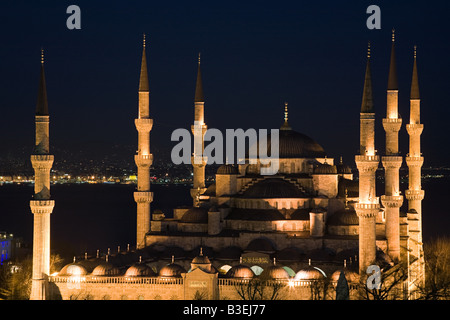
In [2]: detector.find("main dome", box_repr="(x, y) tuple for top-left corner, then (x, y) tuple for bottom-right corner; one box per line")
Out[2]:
(251, 129), (326, 159)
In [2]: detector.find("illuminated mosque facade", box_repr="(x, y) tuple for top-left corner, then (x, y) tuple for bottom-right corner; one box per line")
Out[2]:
(29, 32), (425, 300)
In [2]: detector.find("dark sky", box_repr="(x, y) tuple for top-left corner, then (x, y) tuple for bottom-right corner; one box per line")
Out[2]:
(0, 0), (449, 167)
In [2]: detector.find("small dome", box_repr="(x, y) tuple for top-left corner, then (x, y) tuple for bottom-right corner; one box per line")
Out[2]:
(226, 265), (255, 279)
(328, 207), (359, 226)
(59, 263), (88, 276)
(314, 162), (337, 174)
(180, 207), (208, 223)
(294, 265), (327, 280)
(92, 262), (120, 276)
(159, 263), (186, 278)
(331, 268), (359, 283)
(125, 263), (156, 277)
(336, 163), (352, 174)
(192, 248), (211, 265)
(246, 238), (276, 253)
(217, 164), (239, 175)
(260, 265), (290, 280)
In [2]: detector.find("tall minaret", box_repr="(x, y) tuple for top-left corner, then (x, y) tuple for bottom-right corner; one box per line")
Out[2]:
(355, 43), (380, 273)
(381, 30), (403, 262)
(405, 46), (424, 281)
(30, 49), (55, 300)
(134, 35), (153, 249)
(190, 53), (208, 206)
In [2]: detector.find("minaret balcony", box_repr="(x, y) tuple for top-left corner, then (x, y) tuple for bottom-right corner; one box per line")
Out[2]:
(405, 189), (424, 201)
(30, 200), (55, 214)
(381, 156), (403, 168)
(30, 154), (54, 170)
(134, 191), (153, 203)
(135, 118), (153, 132)
(35, 115), (50, 123)
(134, 154), (153, 167)
(381, 195), (403, 208)
(191, 155), (208, 166)
(355, 202), (380, 218)
(382, 118), (402, 132)
(406, 123), (423, 136)
(405, 156), (424, 167)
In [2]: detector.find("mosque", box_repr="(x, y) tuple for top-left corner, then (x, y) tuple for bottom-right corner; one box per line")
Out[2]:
(29, 31), (425, 300)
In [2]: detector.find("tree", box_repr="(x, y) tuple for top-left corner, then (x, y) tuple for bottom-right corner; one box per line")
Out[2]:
(233, 274), (286, 300)
(416, 237), (450, 300)
(359, 262), (408, 300)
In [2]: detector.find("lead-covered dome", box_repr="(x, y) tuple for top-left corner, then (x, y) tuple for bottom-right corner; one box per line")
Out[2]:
(217, 164), (239, 175)
(125, 263), (156, 277)
(328, 207), (359, 226)
(159, 263), (186, 278)
(225, 265), (255, 279)
(180, 207), (208, 223)
(58, 263), (88, 276)
(260, 265), (290, 280)
(92, 262), (120, 276)
(294, 265), (327, 280)
(252, 129), (326, 159)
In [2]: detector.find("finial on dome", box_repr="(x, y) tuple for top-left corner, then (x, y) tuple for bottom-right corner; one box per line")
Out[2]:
(344, 259), (347, 268)
(200, 247), (203, 256)
(96, 250), (99, 259)
(240, 257), (243, 264)
(73, 256), (76, 263)
(273, 257), (276, 266)
(171, 255), (175, 264)
(85, 252), (88, 260)
(139, 256), (142, 263)
(118, 245), (120, 253)
(106, 255), (109, 263)
(127, 243), (130, 252)
(308, 259), (311, 266)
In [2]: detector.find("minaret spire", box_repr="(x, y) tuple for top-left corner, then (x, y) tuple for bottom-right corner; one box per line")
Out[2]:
(382, 30), (403, 262)
(361, 42), (374, 114)
(410, 46), (420, 100)
(191, 53), (208, 205)
(134, 36), (154, 249)
(30, 49), (55, 300)
(194, 52), (204, 103)
(355, 41), (380, 274)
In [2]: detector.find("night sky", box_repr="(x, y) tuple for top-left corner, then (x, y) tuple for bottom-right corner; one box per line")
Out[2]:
(0, 0), (449, 167)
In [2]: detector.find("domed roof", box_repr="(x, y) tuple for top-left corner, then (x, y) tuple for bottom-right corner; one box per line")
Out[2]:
(328, 207), (359, 226)
(159, 263), (186, 277)
(92, 262), (120, 276)
(217, 164), (239, 175)
(225, 265), (255, 279)
(254, 129), (326, 159)
(242, 178), (306, 198)
(314, 162), (337, 174)
(180, 207), (208, 223)
(331, 268), (359, 283)
(260, 265), (290, 280)
(124, 263), (156, 277)
(58, 263), (88, 276)
(246, 238), (276, 253)
(294, 264), (327, 280)
(192, 248), (211, 264)
(336, 158), (352, 174)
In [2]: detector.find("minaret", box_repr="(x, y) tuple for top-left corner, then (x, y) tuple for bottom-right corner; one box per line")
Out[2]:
(30, 49), (55, 300)
(405, 46), (424, 285)
(355, 43), (380, 273)
(190, 53), (208, 206)
(381, 30), (403, 262)
(134, 34), (153, 249)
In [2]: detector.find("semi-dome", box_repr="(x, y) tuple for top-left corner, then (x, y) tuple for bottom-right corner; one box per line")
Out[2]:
(242, 178), (306, 198)
(253, 129), (326, 159)
(246, 238), (276, 253)
(217, 164), (239, 175)
(125, 263), (156, 277)
(260, 265), (290, 280)
(159, 263), (186, 278)
(328, 207), (359, 226)
(92, 262), (120, 276)
(180, 207), (208, 223)
(225, 265), (255, 279)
